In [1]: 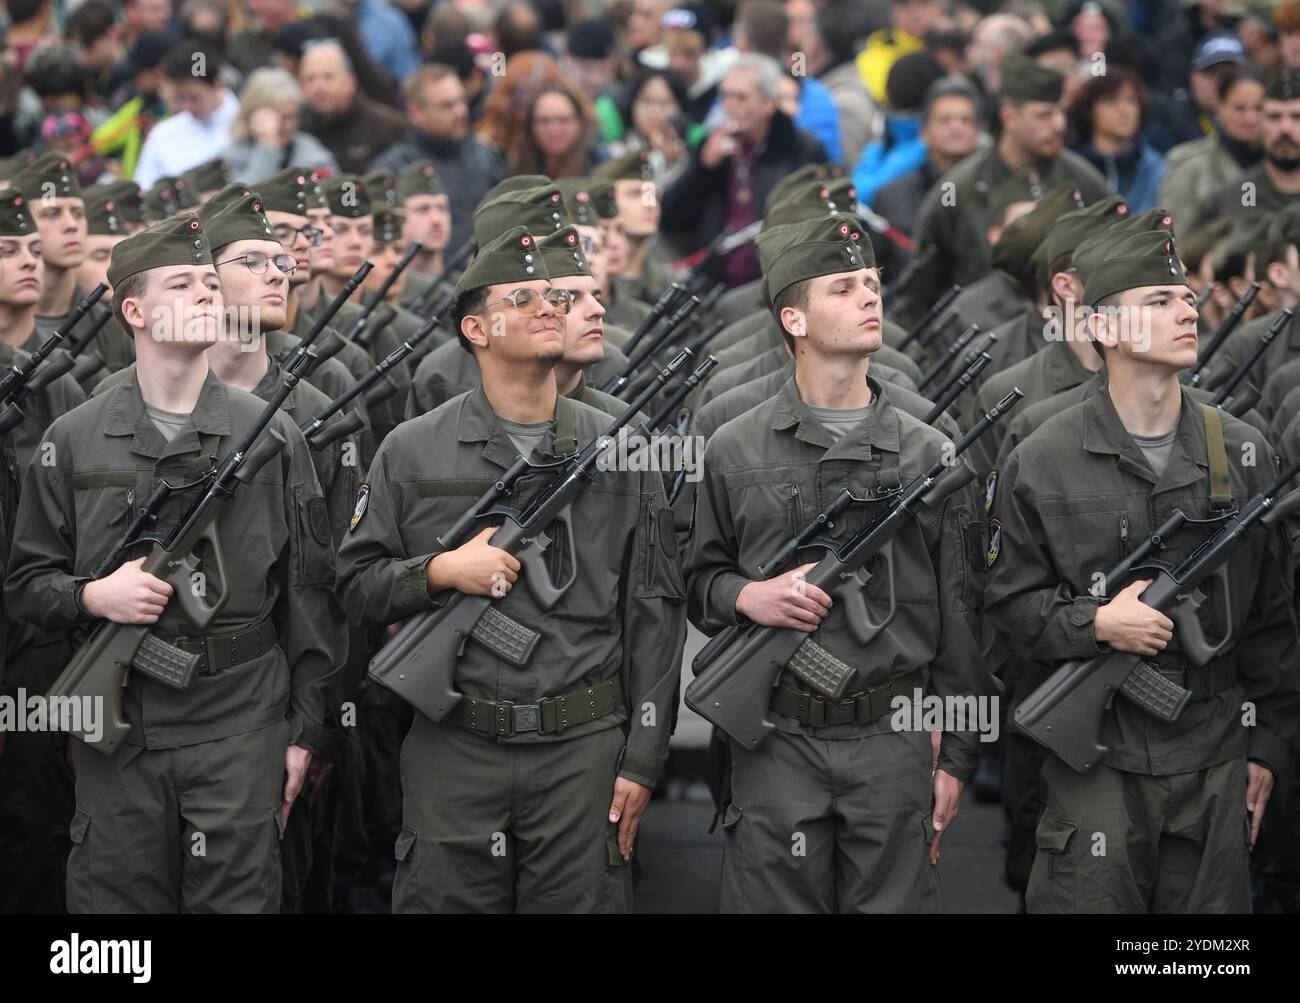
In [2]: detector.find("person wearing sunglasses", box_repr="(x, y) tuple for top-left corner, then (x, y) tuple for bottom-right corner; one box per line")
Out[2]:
(338, 223), (684, 913)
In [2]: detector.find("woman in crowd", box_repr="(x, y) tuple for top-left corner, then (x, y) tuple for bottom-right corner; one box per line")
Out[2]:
(1067, 66), (1166, 213)
(605, 67), (698, 188)
(222, 67), (337, 181)
(506, 81), (607, 179)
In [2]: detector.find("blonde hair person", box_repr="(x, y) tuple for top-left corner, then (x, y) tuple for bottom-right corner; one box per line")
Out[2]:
(223, 67), (339, 181)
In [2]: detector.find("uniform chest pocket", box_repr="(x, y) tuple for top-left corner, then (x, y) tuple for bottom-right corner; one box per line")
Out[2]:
(720, 469), (810, 563)
(71, 469), (139, 539)
(1036, 496), (1136, 581)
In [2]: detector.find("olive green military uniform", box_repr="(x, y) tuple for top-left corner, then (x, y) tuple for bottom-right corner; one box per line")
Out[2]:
(335, 384), (685, 912)
(0, 190), (92, 914)
(686, 376), (992, 912)
(3, 365), (343, 913)
(986, 229), (1300, 913)
(684, 214), (993, 913)
(987, 386), (1300, 911)
(907, 56), (1110, 324)
(5, 211), (342, 914)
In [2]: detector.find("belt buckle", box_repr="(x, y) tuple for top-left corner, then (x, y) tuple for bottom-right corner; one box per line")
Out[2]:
(512, 703), (539, 734)
(826, 700), (855, 726)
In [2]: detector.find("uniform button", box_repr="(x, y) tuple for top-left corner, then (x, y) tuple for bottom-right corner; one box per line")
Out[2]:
(525, 266), (534, 274)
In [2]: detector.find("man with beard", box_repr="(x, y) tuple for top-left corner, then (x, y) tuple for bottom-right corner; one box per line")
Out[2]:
(906, 56), (1109, 325)
(1209, 68), (1300, 221)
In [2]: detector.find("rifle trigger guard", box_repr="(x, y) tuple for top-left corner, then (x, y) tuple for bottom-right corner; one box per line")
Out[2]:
(836, 541), (899, 645)
(519, 508), (577, 611)
(166, 520), (230, 631)
(1170, 565), (1234, 667)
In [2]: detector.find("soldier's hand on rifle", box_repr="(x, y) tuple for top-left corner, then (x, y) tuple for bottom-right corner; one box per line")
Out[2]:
(1246, 761), (1275, 848)
(929, 768), (964, 866)
(425, 525), (521, 597)
(1092, 579), (1173, 656)
(609, 776), (652, 861)
(80, 556), (173, 624)
(735, 563), (831, 631)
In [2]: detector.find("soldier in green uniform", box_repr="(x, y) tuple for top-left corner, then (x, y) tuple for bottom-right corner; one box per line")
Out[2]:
(985, 228), (1300, 912)
(406, 184), (632, 418)
(395, 161), (455, 307)
(554, 177), (644, 350)
(336, 225), (685, 912)
(94, 180), (147, 235)
(907, 55), (1110, 325)
(179, 157), (231, 206)
(684, 213), (993, 913)
(592, 151), (678, 310)
(3, 212), (342, 913)
(0, 188), (91, 913)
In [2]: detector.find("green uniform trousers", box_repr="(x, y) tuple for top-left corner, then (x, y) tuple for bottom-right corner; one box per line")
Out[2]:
(1029, 755), (1252, 913)
(722, 728), (940, 913)
(67, 719), (289, 914)
(394, 719), (633, 914)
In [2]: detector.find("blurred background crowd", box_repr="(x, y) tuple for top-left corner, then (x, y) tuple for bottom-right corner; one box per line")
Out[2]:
(0, 0), (1291, 273)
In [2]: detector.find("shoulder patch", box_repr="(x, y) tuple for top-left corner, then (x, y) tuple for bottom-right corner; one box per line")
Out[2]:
(984, 469), (998, 514)
(986, 517), (1002, 568)
(349, 483), (370, 533)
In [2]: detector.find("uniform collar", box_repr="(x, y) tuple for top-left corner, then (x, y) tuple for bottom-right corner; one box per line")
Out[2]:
(103, 364), (232, 460)
(251, 354), (300, 411)
(1081, 382), (1211, 493)
(1045, 337), (1099, 392)
(456, 383), (580, 469)
(770, 370), (900, 460)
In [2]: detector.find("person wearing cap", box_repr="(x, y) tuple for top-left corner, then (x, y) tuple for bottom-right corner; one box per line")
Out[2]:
(394, 160), (454, 306)
(554, 177), (649, 343)
(1207, 67), (1300, 224)
(593, 151), (679, 309)
(985, 227), (1300, 914)
(908, 54), (1110, 326)
(316, 173), (416, 445)
(1158, 65), (1266, 234)
(661, 52), (828, 288)
(924, 182), (1086, 364)
(336, 224), (685, 913)
(1148, 29), (1251, 154)
(7, 154), (97, 346)
(196, 193), (358, 914)
(133, 39), (240, 190)
(78, 190), (133, 290)
(1203, 204), (1300, 420)
(683, 211), (991, 912)
(0, 188), (91, 914)
(406, 182), (634, 415)
(179, 157), (231, 206)
(3, 211), (341, 914)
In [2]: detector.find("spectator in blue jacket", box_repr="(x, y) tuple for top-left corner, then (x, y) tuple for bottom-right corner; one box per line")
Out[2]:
(1067, 66), (1166, 213)
(343, 0), (422, 85)
(853, 49), (946, 205)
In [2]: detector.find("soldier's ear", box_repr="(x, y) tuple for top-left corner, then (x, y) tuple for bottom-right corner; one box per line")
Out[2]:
(780, 306), (806, 339)
(460, 310), (491, 350)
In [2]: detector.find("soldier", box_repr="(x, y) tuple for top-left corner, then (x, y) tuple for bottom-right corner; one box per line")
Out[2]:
(395, 161), (455, 306)
(180, 157), (231, 206)
(336, 225), (685, 912)
(592, 150), (678, 309)
(554, 177), (646, 349)
(406, 183), (632, 417)
(908, 55), (1110, 324)
(77, 188), (131, 294)
(3, 212), (341, 913)
(6, 155), (107, 352)
(0, 188), (89, 914)
(94, 181), (148, 235)
(985, 228), (1300, 912)
(684, 213), (993, 912)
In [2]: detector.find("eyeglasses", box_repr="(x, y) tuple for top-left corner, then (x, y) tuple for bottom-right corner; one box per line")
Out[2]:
(272, 222), (323, 247)
(481, 287), (573, 316)
(215, 251), (298, 276)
